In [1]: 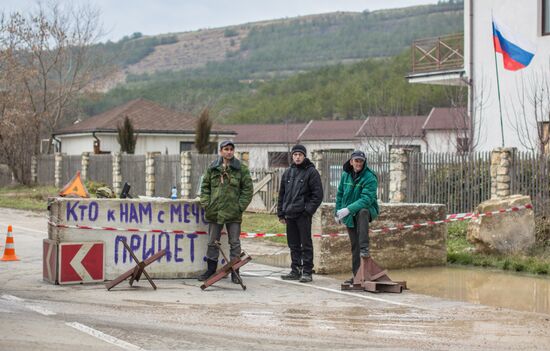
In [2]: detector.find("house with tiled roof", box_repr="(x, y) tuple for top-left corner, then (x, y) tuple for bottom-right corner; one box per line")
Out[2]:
(232, 107), (469, 168)
(53, 99), (235, 155)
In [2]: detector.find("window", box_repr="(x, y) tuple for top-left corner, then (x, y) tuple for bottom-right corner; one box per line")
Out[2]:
(268, 152), (290, 167)
(544, 0), (550, 35)
(179, 142), (193, 152)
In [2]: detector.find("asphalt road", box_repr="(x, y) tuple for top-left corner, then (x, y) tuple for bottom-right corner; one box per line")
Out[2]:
(0, 208), (549, 351)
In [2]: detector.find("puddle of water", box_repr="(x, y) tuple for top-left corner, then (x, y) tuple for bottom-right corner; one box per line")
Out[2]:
(331, 266), (550, 315)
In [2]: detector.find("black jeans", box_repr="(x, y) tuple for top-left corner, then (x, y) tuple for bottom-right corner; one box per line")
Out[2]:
(206, 222), (242, 262)
(286, 213), (314, 275)
(346, 209), (370, 276)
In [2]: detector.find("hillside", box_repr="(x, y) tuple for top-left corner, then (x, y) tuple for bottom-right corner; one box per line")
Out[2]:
(97, 2), (463, 82)
(78, 1), (464, 125)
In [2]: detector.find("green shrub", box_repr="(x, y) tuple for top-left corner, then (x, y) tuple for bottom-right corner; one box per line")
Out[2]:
(85, 180), (108, 195)
(224, 28), (238, 37)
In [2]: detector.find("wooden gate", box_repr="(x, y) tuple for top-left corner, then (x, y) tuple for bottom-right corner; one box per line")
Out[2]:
(247, 169), (284, 213)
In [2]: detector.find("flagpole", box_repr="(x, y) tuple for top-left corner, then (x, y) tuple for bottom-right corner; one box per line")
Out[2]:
(492, 14), (505, 147)
(493, 50), (505, 147)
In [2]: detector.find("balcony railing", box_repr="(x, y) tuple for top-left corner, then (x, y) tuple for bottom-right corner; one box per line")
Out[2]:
(411, 33), (464, 74)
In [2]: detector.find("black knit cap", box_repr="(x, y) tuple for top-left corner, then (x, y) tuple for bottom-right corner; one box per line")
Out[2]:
(291, 144), (307, 157)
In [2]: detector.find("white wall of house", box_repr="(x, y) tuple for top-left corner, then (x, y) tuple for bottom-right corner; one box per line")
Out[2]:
(424, 131), (460, 153)
(238, 144), (290, 169)
(239, 141), (360, 168)
(58, 133), (230, 155)
(358, 137), (426, 153)
(240, 139), (463, 168)
(465, 0), (550, 151)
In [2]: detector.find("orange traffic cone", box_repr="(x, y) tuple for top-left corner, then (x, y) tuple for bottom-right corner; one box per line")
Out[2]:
(1, 225), (19, 261)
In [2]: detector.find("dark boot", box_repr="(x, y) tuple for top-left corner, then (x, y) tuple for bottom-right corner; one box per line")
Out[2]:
(299, 272), (312, 283)
(197, 259), (217, 281)
(231, 269), (241, 284)
(343, 277), (354, 285)
(281, 270), (301, 280)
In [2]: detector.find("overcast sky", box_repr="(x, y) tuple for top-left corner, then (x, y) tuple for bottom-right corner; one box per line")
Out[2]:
(3, 0), (440, 42)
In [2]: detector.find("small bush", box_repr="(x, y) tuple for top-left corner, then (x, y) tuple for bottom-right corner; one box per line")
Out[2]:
(535, 216), (550, 248)
(533, 263), (549, 274)
(447, 221), (467, 239)
(86, 180), (108, 195)
(511, 261), (525, 272)
(224, 28), (238, 37)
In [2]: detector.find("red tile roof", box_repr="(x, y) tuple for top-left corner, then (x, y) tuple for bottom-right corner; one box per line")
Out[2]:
(231, 123), (307, 144)
(423, 107), (469, 130)
(55, 99), (234, 135)
(357, 116), (427, 137)
(298, 120), (365, 141)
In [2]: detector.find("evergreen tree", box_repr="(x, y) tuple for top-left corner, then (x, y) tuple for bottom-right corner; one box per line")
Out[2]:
(117, 116), (138, 154)
(195, 108), (213, 154)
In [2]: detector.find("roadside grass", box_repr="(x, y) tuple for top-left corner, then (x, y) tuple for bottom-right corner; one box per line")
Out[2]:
(241, 212), (287, 245)
(2, 185), (549, 275)
(447, 220), (550, 275)
(0, 185), (58, 211)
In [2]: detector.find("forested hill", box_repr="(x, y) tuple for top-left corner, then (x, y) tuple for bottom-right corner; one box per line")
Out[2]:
(79, 1), (464, 125)
(99, 1), (463, 80)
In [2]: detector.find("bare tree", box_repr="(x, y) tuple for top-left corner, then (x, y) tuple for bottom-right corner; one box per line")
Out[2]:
(441, 76), (490, 153)
(0, 1), (107, 183)
(358, 116), (424, 153)
(509, 69), (550, 153)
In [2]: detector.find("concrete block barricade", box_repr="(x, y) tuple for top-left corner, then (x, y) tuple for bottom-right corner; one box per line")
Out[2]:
(46, 197), (226, 283)
(312, 203), (447, 274)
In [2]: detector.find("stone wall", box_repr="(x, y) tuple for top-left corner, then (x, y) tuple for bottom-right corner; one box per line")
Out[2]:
(490, 147), (514, 199)
(312, 203), (447, 274)
(389, 148), (409, 203)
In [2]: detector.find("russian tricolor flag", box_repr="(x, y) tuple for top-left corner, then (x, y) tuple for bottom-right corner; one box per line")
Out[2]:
(492, 18), (535, 71)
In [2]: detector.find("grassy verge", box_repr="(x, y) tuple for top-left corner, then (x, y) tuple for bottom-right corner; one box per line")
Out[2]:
(0, 185), (58, 211)
(241, 212), (287, 244)
(447, 221), (550, 275)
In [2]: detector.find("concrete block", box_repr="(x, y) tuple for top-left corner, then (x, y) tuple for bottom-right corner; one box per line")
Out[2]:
(48, 197), (227, 280)
(312, 203), (447, 274)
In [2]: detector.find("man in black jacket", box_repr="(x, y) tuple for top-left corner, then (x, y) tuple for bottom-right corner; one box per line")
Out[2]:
(277, 144), (323, 283)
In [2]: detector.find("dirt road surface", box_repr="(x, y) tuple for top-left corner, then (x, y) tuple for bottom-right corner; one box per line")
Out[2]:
(0, 208), (549, 350)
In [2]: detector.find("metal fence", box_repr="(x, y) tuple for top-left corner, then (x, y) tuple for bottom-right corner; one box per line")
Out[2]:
(61, 155), (82, 185)
(407, 152), (492, 215)
(121, 154), (145, 196)
(88, 155), (113, 187)
(0, 164), (13, 187)
(154, 154), (181, 198)
(512, 152), (550, 216)
(320, 152), (390, 203)
(37, 155), (55, 185)
(29, 151), (550, 217)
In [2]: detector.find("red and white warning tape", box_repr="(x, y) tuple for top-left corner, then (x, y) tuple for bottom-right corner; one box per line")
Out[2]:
(48, 204), (532, 238)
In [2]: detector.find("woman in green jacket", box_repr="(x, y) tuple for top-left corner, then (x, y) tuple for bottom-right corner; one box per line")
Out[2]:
(335, 150), (379, 283)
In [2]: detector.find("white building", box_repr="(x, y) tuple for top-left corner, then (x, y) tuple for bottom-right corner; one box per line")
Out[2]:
(53, 99), (235, 155)
(54, 99), (467, 164)
(232, 108), (467, 169)
(408, 0), (550, 152)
